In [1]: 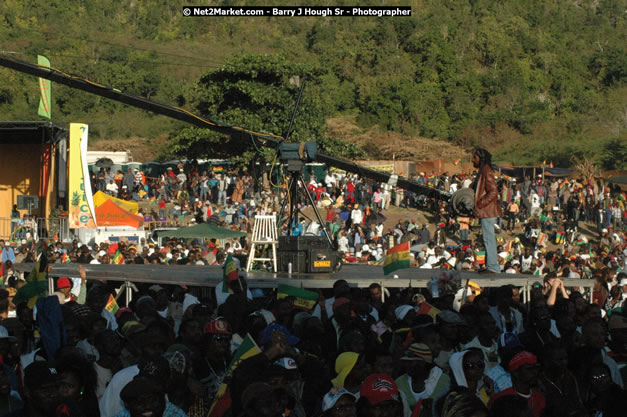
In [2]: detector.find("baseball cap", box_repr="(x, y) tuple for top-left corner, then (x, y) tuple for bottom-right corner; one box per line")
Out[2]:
(401, 343), (432, 362)
(261, 323), (299, 345)
(204, 319), (231, 335)
(497, 332), (522, 351)
(115, 307), (133, 319)
(274, 357), (298, 370)
(360, 374), (400, 406)
(394, 305), (414, 321)
(24, 362), (59, 388)
(321, 387), (356, 412)
(508, 351), (537, 372)
(57, 277), (72, 289)
(0, 326), (16, 342)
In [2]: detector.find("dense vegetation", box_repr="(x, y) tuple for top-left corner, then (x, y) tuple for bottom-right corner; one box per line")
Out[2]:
(0, 0), (624, 168)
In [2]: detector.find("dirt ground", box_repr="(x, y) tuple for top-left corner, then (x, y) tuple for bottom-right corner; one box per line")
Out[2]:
(91, 116), (469, 163)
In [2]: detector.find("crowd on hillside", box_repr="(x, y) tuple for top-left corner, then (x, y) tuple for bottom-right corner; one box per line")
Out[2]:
(0, 161), (624, 417)
(86, 162), (626, 277)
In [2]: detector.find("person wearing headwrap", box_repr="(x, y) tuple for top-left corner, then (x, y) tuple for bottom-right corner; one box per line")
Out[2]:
(449, 349), (491, 405)
(331, 352), (367, 394)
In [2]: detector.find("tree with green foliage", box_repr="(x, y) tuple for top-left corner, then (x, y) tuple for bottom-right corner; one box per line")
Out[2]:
(160, 54), (365, 164)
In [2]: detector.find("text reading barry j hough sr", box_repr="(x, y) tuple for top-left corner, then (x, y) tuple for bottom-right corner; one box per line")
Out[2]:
(183, 6), (412, 18)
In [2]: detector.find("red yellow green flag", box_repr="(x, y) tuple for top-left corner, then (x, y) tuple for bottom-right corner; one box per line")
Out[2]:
(61, 252), (71, 264)
(537, 232), (547, 246)
(105, 294), (119, 315)
(277, 284), (318, 311)
(113, 250), (125, 264)
(454, 157), (461, 166)
(383, 242), (411, 275)
(222, 254), (239, 293)
(555, 231), (564, 244)
(476, 251), (486, 265)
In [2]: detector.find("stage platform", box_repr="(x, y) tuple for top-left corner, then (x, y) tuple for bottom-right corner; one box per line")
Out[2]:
(15, 263), (594, 304)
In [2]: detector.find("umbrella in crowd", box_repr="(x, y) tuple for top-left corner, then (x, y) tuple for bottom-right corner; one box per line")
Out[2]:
(95, 157), (114, 168)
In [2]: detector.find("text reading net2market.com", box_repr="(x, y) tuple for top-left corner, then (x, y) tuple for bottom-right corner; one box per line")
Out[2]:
(182, 6), (412, 17)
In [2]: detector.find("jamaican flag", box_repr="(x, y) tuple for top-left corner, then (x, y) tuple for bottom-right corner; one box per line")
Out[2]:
(13, 251), (49, 309)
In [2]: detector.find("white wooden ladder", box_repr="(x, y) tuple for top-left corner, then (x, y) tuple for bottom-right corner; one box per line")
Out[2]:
(246, 214), (278, 272)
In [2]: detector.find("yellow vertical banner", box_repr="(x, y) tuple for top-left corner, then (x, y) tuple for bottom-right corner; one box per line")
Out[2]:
(37, 55), (51, 119)
(68, 123), (97, 228)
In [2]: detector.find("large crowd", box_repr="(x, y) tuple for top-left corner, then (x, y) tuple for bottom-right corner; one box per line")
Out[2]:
(0, 155), (625, 417)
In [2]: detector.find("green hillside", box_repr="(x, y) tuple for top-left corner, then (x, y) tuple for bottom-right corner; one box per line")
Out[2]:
(0, 0), (624, 168)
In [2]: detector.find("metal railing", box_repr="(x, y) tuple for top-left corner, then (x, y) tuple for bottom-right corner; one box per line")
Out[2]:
(0, 217), (70, 242)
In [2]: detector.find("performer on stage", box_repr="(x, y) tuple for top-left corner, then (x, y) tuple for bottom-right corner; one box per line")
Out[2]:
(472, 148), (502, 274)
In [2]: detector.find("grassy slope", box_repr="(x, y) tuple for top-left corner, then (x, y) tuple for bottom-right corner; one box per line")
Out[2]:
(0, 0), (624, 166)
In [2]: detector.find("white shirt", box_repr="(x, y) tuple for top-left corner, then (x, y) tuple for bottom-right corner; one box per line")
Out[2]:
(99, 365), (139, 417)
(351, 209), (363, 225)
(521, 255), (533, 273)
(338, 236), (349, 252)
(105, 182), (118, 194)
(531, 193), (540, 208)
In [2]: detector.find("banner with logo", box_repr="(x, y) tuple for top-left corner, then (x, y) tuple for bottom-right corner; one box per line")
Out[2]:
(68, 123), (96, 228)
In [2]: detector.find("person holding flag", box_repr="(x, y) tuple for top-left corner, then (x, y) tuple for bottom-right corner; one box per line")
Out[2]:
(215, 254), (253, 306)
